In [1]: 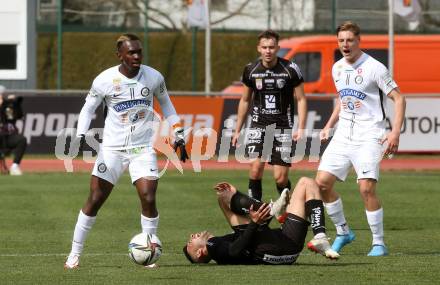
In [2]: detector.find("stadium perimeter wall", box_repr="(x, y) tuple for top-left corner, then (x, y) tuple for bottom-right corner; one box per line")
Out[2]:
(37, 32), (267, 91)
(9, 93), (440, 155)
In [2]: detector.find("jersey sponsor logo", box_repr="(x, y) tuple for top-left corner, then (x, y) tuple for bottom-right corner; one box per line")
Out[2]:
(247, 129), (262, 140)
(264, 79), (274, 83)
(97, 163), (107, 173)
(251, 73), (268, 78)
(355, 75), (363, 84)
(88, 89), (99, 97)
(261, 109), (281, 115)
(339, 89), (367, 100)
(256, 78), (263, 90)
(276, 79), (286, 89)
(265, 94), (276, 109)
(141, 87), (150, 97)
(113, 99), (150, 112)
(275, 146), (291, 152)
(381, 71), (395, 88)
(262, 253), (299, 264)
(275, 133), (291, 143)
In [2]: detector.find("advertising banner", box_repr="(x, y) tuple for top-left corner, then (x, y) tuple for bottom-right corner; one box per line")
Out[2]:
(386, 97), (440, 152)
(11, 94), (440, 154)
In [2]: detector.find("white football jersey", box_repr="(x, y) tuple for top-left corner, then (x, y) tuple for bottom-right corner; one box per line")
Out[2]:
(332, 52), (398, 141)
(77, 65), (179, 150)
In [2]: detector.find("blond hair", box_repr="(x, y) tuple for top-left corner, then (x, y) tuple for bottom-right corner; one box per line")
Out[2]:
(116, 34), (140, 51)
(336, 21), (361, 37)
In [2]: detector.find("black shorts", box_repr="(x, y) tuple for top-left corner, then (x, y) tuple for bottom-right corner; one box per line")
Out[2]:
(245, 124), (293, 167)
(281, 213), (309, 251)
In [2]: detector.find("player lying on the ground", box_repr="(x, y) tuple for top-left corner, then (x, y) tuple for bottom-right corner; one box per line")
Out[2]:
(183, 177), (340, 265)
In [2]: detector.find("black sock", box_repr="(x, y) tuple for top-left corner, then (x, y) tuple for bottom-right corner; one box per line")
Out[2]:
(230, 191), (263, 215)
(248, 179), (262, 201)
(276, 179), (291, 195)
(305, 199), (326, 235)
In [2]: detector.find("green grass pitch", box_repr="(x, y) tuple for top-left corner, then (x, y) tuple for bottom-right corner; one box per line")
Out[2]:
(1, 170), (439, 284)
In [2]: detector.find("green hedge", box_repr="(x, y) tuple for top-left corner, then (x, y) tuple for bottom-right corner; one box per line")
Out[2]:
(37, 31), (267, 91)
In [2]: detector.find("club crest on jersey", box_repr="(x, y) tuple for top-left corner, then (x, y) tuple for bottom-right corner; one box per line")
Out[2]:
(355, 75), (363, 84)
(342, 98), (361, 111)
(97, 163), (107, 173)
(129, 112), (139, 123)
(141, 87), (150, 97)
(276, 79), (286, 89)
(256, 78), (263, 90)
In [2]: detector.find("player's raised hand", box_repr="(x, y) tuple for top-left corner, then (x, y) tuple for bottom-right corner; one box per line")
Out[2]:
(214, 182), (234, 192)
(249, 204), (271, 224)
(173, 125), (189, 162)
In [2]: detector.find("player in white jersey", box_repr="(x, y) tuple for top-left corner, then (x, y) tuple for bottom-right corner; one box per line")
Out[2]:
(64, 34), (188, 269)
(316, 22), (406, 256)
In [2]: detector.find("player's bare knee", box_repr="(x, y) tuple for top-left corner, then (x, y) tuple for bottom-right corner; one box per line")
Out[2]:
(315, 177), (331, 192)
(359, 186), (376, 198)
(249, 169), (263, 180)
(139, 191), (156, 205)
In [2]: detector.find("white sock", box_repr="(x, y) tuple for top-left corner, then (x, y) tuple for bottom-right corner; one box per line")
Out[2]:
(69, 210), (97, 256)
(141, 214), (159, 235)
(324, 198), (350, 235)
(12, 163), (19, 167)
(314, 232), (326, 240)
(366, 208), (385, 246)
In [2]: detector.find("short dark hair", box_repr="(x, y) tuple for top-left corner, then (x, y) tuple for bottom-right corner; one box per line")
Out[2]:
(258, 29), (280, 44)
(183, 245), (195, 263)
(116, 33), (141, 51)
(336, 21), (361, 37)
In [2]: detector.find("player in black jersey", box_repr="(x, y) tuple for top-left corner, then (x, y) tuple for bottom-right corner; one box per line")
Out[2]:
(183, 177), (339, 265)
(231, 30), (307, 203)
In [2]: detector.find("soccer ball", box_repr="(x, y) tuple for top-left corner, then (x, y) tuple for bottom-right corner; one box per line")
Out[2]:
(128, 233), (162, 266)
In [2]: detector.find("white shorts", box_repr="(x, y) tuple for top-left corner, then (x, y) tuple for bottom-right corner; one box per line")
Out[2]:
(92, 146), (159, 185)
(318, 138), (384, 182)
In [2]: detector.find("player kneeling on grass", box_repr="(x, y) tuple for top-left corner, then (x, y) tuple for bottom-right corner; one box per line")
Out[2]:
(183, 177), (339, 265)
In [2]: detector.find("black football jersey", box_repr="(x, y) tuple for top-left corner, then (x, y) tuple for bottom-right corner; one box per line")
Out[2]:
(206, 228), (300, 265)
(241, 57), (304, 127)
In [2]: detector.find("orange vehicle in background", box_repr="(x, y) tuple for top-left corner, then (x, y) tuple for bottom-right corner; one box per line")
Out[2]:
(222, 35), (440, 95)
